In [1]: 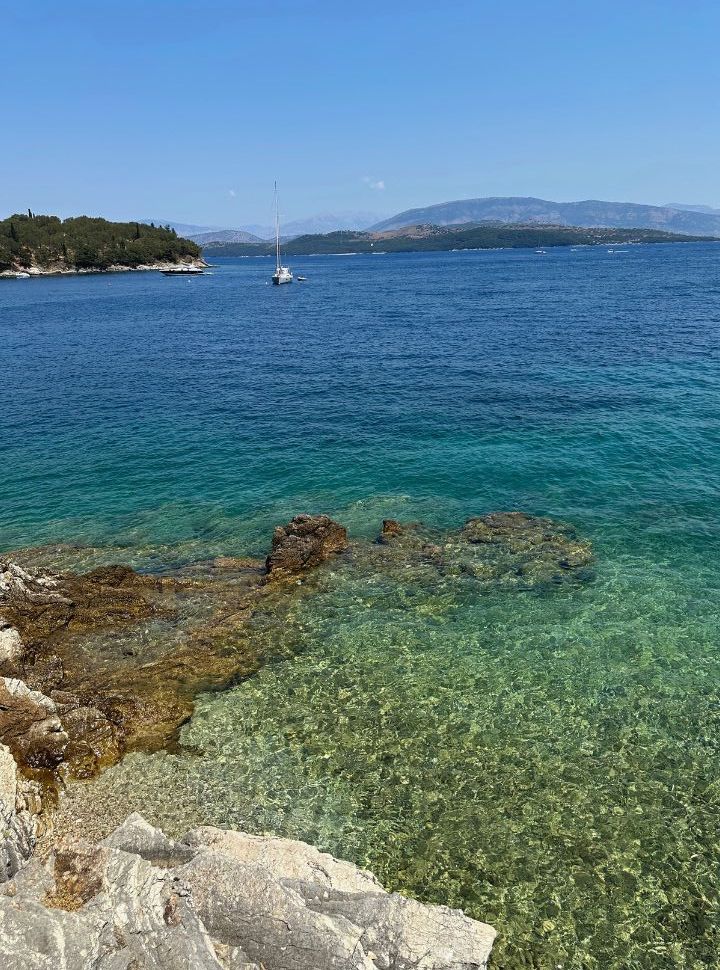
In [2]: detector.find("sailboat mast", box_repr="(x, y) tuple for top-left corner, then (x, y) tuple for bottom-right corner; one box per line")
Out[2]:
(274, 181), (281, 271)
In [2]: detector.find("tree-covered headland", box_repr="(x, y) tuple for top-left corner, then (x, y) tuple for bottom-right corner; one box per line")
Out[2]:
(0, 213), (200, 272)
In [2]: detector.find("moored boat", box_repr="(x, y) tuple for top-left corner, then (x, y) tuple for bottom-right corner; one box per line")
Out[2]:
(162, 265), (204, 276)
(272, 181), (293, 285)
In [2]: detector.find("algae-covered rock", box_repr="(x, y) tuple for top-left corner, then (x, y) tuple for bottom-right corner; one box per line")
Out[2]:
(0, 559), (162, 654)
(0, 508), (592, 792)
(266, 515), (348, 578)
(456, 511), (594, 586)
(364, 511), (594, 595)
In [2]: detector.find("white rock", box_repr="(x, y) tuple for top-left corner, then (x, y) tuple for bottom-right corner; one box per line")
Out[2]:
(0, 814), (496, 969)
(0, 743), (39, 884)
(0, 625), (22, 663)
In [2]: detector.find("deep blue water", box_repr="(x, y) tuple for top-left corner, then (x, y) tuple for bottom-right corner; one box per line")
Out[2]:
(2, 245), (719, 556)
(4, 245), (720, 968)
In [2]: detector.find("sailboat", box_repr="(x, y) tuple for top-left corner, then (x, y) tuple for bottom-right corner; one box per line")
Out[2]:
(272, 182), (293, 285)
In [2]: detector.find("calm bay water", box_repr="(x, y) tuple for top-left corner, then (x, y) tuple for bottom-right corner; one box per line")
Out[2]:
(3, 245), (720, 968)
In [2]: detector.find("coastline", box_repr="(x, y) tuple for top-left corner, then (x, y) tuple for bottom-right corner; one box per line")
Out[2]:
(0, 513), (546, 967)
(3, 236), (718, 965)
(0, 258), (208, 279)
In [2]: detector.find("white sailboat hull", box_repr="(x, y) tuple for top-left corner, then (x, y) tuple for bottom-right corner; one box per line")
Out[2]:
(271, 183), (292, 284)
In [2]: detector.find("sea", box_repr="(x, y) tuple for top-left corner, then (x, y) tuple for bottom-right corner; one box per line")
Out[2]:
(2, 244), (720, 969)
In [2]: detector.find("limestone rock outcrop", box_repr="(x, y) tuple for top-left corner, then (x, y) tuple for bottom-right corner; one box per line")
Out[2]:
(0, 743), (44, 884)
(0, 813), (496, 969)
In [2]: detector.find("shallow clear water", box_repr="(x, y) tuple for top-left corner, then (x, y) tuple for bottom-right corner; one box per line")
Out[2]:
(3, 246), (720, 967)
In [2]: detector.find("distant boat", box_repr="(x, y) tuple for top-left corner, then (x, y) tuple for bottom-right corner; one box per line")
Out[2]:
(296, 276), (308, 281)
(272, 182), (293, 285)
(13, 271), (31, 278)
(162, 265), (204, 276)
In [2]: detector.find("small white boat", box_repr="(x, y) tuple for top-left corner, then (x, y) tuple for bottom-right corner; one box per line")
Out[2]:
(296, 275), (308, 282)
(13, 271), (31, 278)
(162, 265), (204, 276)
(271, 181), (293, 285)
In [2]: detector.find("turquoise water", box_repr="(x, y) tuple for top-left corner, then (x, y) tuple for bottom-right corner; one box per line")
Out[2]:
(3, 245), (720, 967)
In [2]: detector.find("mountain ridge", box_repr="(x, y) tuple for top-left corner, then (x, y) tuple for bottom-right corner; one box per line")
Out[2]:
(370, 197), (720, 236)
(200, 222), (717, 258)
(145, 213), (387, 243)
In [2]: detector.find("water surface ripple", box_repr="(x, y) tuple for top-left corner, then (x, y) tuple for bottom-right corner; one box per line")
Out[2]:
(3, 245), (720, 968)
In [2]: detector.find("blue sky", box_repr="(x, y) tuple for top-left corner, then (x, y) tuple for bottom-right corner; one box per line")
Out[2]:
(5, 1), (720, 225)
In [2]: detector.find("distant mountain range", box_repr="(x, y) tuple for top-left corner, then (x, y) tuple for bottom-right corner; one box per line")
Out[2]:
(141, 221), (264, 244)
(143, 212), (386, 244)
(140, 220), (221, 237)
(146, 200), (720, 243)
(187, 228), (264, 245)
(200, 222), (716, 258)
(369, 197), (720, 236)
(233, 212), (385, 240)
(665, 203), (720, 216)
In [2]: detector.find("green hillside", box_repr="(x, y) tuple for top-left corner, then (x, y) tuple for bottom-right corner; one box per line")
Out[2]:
(201, 222), (717, 257)
(0, 213), (200, 272)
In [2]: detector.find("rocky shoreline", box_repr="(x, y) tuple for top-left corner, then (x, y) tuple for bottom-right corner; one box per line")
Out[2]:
(0, 510), (593, 967)
(0, 780), (496, 969)
(0, 258), (207, 278)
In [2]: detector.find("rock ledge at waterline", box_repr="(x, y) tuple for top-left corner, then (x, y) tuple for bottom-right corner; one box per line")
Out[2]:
(0, 790), (496, 970)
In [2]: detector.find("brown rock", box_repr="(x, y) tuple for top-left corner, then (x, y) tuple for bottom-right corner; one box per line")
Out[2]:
(45, 843), (106, 911)
(0, 558), (161, 655)
(80, 564), (141, 588)
(0, 677), (68, 770)
(382, 519), (403, 536)
(211, 556), (264, 571)
(265, 515), (348, 578)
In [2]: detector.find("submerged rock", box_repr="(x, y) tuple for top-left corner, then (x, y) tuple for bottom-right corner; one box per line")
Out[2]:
(380, 518), (404, 539)
(266, 515), (348, 578)
(456, 512), (594, 585)
(0, 508), (592, 796)
(364, 512), (594, 592)
(0, 813), (496, 969)
(0, 558), (178, 777)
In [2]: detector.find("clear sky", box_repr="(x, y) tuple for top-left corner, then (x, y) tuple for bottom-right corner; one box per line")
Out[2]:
(5, 0), (720, 226)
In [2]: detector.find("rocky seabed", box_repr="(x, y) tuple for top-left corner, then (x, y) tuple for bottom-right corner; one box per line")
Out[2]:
(0, 511), (594, 967)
